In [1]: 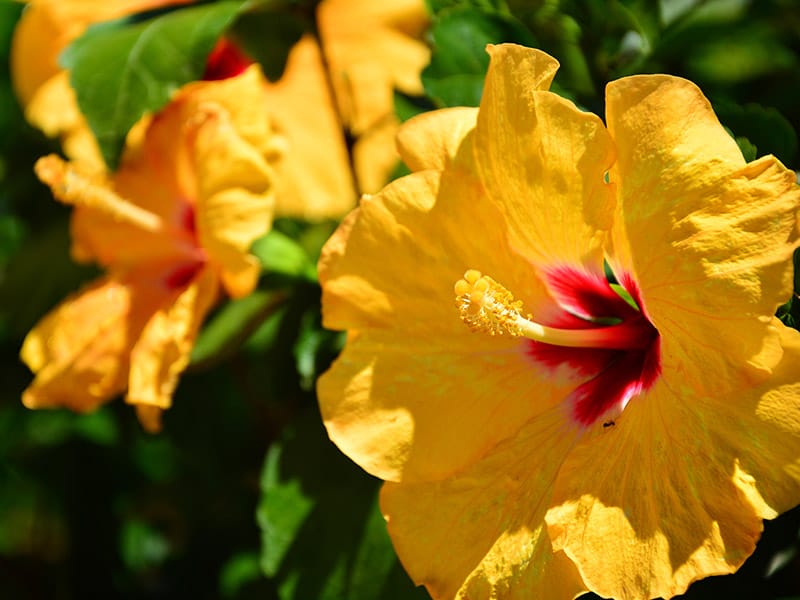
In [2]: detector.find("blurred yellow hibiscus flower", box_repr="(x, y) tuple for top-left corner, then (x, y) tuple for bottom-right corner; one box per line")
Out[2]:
(21, 70), (276, 432)
(317, 43), (800, 599)
(11, 0), (430, 220)
(317, 0), (430, 195)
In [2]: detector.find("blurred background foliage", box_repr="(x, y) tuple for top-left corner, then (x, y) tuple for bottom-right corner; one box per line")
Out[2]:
(0, 0), (799, 598)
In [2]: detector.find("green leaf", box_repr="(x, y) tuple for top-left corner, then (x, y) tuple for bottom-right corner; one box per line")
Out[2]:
(25, 409), (118, 447)
(777, 298), (798, 331)
(0, 2), (24, 144)
(219, 551), (263, 598)
(191, 290), (288, 368)
(766, 546), (798, 578)
(734, 136), (758, 162)
(685, 28), (797, 85)
(251, 229), (317, 281)
(776, 249), (800, 332)
(119, 519), (171, 572)
(228, 5), (307, 81)
(422, 6), (536, 107)
(427, 0), (507, 14)
(717, 101), (798, 167)
(659, 0), (703, 27)
(292, 309), (343, 391)
(394, 91), (437, 123)
(258, 408), (426, 600)
(0, 213), (26, 265)
(62, 1), (245, 169)
(794, 247), (800, 294)
(72, 409), (119, 446)
(133, 436), (176, 482)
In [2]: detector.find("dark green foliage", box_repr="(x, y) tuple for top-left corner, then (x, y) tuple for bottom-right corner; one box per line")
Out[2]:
(422, 5), (536, 107)
(227, 5), (308, 82)
(258, 407), (427, 599)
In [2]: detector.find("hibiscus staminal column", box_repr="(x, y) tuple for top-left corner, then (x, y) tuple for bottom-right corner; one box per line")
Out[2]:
(455, 269), (652, 349)
(35, 156), (165, 234)
(455, 268), (660, 426)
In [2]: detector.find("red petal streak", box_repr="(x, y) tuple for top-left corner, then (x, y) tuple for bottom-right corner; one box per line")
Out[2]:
(526, 267), (660, 427)
(165, 262), (204, 290)
(567, 343), (661, 426)
(179, 202), (197, 237)
(543, 266), (640, 325)
(203, 39), (252, 81)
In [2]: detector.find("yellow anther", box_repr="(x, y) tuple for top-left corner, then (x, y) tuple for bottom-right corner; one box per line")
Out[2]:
(463, 269), (481, 284)
(454, 270), (525, 336)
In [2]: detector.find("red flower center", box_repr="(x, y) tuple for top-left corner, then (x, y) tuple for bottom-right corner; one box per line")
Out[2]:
(164, 261), (204, 289)
(164, 203), (206, 290)
(526, 267), (661, 427)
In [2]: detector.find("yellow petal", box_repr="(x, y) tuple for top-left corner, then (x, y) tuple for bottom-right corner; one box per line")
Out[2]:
(197, 188), (270, 298)
(546, 328), (800, 600)
(703, 324), (800, 520)
(319, 329), (573, 483)
(127, 267), (219, 421)
(263, 35), (356, 220)
(475, 44), (615, 270)
(20, 277), (158, 413)
(11, 0), (78, 108)
(190, 106), (273, 200)
(352, 116), (402, 195)
(606, 75), (800, 389)
(380, 408), (585, 599)
(181, 83), (273, 298)
(22, 73), (105, 170)
(396, 107), (478, 173)
(177, 66), (279, 161)
(136, 404), (164, 434)
(317, 0), (430, 135)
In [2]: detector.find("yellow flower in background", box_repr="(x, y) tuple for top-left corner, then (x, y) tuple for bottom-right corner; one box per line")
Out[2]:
(318, 0), (430, 195)
(21, 70), (276, 432)
(317, 43), (800, 600)
(10, 0), (191, 169)
(262, 0), (430, 219)
(11, 0), (430, 220)
(261, 33), (357, 221)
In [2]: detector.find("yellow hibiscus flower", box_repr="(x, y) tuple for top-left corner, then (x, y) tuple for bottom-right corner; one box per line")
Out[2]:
(317, 44), (800, 599)
(21, 69), (276, 433)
